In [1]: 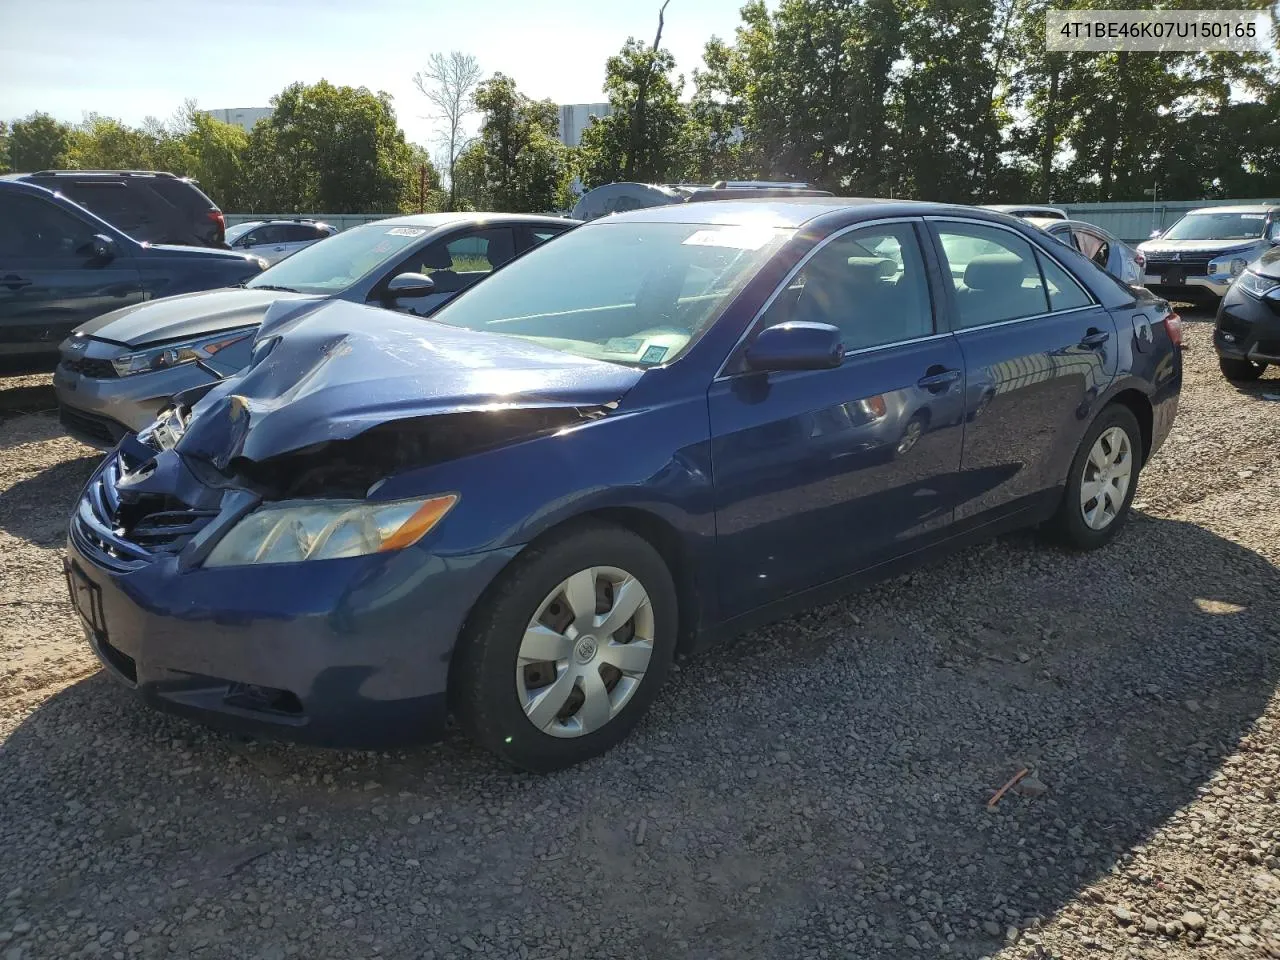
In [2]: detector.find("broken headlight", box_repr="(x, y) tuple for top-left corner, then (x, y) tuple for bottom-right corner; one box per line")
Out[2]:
(204, 495), (458, 567)
(112, 328), (255, 378)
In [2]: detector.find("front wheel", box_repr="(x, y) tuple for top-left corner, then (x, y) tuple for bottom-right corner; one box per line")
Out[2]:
(451, 521), (678, 772)
(1048, 404), (1143, 550)
(1219, 356), (1267, 382)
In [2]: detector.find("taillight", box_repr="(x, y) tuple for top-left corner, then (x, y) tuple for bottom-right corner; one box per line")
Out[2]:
(207, 210), (226, 242)
(1163, 311), (1183, 347)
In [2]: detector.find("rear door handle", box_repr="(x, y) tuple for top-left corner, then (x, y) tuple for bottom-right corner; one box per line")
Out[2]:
(917, 368), (961, 392)
(1, 275), (32, 290)
(1079, 329), (1110, 348)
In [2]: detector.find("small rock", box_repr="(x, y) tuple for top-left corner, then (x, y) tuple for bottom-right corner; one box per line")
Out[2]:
(9, 924), (28, 936)
(1143, 918), (1159, 934)
(122, 931), (139, 945)
(982, 921), (1002, 937)
(1181, 912), (1206, 932)
(1015, 776), (1049, 798)
(461, 936), (480, 951)
(1112, 907), (1134, 926)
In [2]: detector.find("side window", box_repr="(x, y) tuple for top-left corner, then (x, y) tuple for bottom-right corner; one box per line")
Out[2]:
(0, 195), (95, 259)
(935, 223), (1048, 328)
(1073, 229), (1108, 268)
(393, 228), (519, 294)
(282, 224), (316, 243)
(759, 222), (934, 352)
(529, 228), (563, 246)
(1037, 251), (1093, 310)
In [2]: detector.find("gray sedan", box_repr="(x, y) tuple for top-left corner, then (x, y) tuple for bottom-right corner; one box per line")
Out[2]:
(54, 212), (577, 447)
(1026, 217), (1143, 286)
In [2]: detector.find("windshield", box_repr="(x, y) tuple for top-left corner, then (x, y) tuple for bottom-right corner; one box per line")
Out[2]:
(425, 221), (792, 366)
(1162, 212), (1268, 242)
(224, 222), (258, 243)
(245, 222), (426, 295)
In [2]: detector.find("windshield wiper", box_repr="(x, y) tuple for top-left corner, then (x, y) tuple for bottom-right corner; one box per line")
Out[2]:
(249, 284), (301, 293)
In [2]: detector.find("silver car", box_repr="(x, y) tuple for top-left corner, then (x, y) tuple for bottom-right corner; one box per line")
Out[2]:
(1027, 217), (1144, 285)
(54, 213), (577, 447)
(1137, 204), (1280, 301)
(224, 219), (337, 264)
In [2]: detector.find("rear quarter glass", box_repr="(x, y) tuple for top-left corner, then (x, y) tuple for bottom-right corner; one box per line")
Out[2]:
(152, 177), (220, 212)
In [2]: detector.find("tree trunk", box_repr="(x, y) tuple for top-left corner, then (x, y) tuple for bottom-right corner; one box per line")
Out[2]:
(1039, 61), (1060, 200)
(625, 0), (671, 181)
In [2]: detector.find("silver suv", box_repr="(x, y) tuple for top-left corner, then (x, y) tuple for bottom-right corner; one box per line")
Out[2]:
(225, 218), (337, 264)
(1138, 204), (1280, 301)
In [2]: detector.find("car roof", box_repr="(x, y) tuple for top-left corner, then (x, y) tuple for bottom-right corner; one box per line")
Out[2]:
(596, 197), (960, 228)
(1185, 204), (1280, 215)
(368, 212), (580, 229)
(1029, 217), (1115, 235)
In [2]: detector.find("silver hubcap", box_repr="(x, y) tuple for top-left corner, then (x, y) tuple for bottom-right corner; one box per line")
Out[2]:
(898, 419), (923, 454)
(516, 566), (655, 739)
(1080, 426), (1133, 530)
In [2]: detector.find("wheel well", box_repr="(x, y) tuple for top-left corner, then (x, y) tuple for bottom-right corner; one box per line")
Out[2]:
(579, 507), (702, 657)
(1109, 389), (1153, 462)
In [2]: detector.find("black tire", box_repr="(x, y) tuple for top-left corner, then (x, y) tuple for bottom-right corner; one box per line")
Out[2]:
(1219, 356), (1267, 382)
(451, 520), (678, 772)
(1047, 403), (1144, 551)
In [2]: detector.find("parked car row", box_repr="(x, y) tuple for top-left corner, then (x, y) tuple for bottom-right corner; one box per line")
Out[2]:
(52, 195), (1183, 771)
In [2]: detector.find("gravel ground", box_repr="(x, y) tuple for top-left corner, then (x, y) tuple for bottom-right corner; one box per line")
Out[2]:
(2, 313), (1278, 960)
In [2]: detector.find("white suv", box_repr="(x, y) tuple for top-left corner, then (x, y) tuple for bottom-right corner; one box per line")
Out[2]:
(225, 219), (337, 264)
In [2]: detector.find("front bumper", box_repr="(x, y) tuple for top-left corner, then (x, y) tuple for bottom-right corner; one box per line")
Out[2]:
(53, 360), (220, 448)
(1142, 273), (1233, 300)
(1214, 289), (1280, 363)
(65, 454), (520, 748)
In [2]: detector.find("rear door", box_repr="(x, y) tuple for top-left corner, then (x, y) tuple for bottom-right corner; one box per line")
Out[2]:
(0, 192), (144, 359)
(927, 217), (1118, 525)
(708, 219), (967, 618)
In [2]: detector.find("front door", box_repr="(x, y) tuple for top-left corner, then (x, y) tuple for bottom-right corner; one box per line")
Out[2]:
(928, 218), (1119, 524)
(709, 220), (967, 619)
(0, 193), (144, 360)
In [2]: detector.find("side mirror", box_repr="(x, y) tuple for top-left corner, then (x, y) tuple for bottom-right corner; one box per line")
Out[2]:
(745, 321), (844, 372)
(384, 272), (436, 300)
(1149, 229), (1163, 240)
(1267, 223), (1280, 244)
(90, 234), (117, 262)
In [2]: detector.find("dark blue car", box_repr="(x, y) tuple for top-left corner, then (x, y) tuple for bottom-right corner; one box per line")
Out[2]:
(0, 177), (265, 374)
(64, 199), (1182, 771)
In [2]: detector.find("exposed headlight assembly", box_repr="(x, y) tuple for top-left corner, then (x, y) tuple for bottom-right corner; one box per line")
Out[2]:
(112, 328), (255, 377)
(1209, 256), (1250, 278)
(1237, 270), (1280, 300)
(204, 495), (458, 567)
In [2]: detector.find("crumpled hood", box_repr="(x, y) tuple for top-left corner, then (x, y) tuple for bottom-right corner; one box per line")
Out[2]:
(175, 299), (644, 468)
(1137, 238), (1261, 257)
(1252, 245), (1280, 279)
(76, 288), (321, 347)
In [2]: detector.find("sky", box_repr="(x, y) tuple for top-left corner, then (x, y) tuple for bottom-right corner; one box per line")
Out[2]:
(0, 0), (749, 147)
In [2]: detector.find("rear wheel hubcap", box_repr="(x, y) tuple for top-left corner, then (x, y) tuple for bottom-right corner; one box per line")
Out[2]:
(1079, 426), (1133, 531)
(516, 566), (655, 739)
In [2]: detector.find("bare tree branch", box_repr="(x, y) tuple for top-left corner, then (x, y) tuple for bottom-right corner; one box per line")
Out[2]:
(413, 51), (484, 211)
(625, 0), (672, 181)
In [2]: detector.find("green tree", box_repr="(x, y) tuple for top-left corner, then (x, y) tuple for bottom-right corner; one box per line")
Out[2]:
(0, 121), (9, 173)
(183, 111), (251, 210)
(243, 80), (416, 213)
(461, 73), (571, 212)
(8, 112), (73, 171)
(579, 19), (689, 187)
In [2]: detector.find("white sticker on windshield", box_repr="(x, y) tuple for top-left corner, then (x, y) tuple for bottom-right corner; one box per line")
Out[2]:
(387, 227), (427, 237)
(1241, 214), (1266, 220)
(682, 228), (774, 251)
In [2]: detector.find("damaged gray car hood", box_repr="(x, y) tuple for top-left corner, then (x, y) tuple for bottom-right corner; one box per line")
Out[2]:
(174, 299), (644, 468)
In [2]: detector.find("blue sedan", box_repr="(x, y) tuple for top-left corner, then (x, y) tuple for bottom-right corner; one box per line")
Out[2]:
(64, 199), (1183, 771)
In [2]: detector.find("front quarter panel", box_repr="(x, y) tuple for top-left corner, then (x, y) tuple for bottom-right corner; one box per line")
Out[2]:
(369, 388), (718, 616)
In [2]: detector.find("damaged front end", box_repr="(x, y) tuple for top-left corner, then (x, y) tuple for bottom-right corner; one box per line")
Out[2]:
(97, 298), (641, 565)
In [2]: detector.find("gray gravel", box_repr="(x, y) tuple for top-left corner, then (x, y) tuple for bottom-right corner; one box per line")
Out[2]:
(2, 314), (1279, 960)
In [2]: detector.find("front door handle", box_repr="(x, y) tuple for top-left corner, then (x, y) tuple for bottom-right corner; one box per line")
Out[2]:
(1, 275), (32, 290)
(1080, 328), (1110, 348)
(917, 367), (961, 392)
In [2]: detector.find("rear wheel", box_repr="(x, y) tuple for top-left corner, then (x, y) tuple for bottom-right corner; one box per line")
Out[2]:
(1219, 356), (1267, 382)
(1048, 404), (1143, 550)
(452, 521), (677, 772)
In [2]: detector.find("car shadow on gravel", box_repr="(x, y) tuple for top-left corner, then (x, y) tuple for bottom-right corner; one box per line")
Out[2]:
(0, 455), (100, 545)
(2, 514), (1278, 958)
